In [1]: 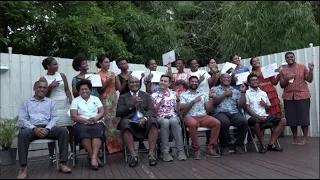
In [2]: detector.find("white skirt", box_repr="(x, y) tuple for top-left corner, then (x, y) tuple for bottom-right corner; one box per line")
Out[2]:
(55, 98), (74, 127)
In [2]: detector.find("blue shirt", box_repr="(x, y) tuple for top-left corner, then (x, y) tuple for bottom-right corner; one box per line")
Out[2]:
(214, 85), (241, 114)
(233, 65), (249, 90)
(18, 97), (58, 130)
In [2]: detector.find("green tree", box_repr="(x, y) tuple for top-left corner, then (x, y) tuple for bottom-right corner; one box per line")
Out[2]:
(218, 1), (319, 61)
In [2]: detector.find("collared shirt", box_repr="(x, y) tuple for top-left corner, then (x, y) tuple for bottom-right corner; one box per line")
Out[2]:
(233, 65), (250, 90)
(130, 91), (144, 118)
(70, 95), (103, 121)
(18, 97), (58, 130)
(151, 89), (178, 118)
(180, 90), (209, 117)
(245, 87), (271, 119)
(214, 85), (241, 114)
(280, 63), (311, 100)
(190, 70), (211, 95)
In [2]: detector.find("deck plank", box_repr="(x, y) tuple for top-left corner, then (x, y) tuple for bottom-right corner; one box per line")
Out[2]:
(1, 136), (319, 179)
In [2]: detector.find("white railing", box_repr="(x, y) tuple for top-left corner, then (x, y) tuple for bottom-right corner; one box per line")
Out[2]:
(0, 45), (318, 158)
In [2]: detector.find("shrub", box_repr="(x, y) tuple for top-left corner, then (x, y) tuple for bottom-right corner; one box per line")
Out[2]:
(0, 117), (18, 150)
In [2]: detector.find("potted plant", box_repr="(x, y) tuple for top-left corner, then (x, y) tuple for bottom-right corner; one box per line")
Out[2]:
(0, 117), (19, 165)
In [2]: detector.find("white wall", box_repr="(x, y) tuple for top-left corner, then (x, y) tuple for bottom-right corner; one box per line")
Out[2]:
(0, 46), (319, 158)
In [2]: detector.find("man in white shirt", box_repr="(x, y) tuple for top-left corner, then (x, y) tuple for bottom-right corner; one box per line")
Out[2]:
(245, 74), (286, 153)
(187, 59), (216, 95)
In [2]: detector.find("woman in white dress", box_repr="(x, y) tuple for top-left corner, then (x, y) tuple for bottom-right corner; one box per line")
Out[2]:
(40, 57), (74, 158)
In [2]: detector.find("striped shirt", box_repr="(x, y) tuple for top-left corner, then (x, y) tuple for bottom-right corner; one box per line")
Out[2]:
(18, 97), (58, 130)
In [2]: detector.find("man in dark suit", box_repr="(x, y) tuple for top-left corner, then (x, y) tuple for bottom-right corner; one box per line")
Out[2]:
(116, 76), (158, 168)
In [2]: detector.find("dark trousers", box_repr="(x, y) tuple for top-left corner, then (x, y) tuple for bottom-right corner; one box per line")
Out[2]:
(18, 126), (69, 166)
(214, 112), (248, 147)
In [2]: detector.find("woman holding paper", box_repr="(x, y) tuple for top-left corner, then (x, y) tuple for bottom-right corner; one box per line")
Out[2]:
(71, 55), (99, 97)
(116, 57), (144, 95)
(40, 57), (74, 160)
(250, 57), (282, 116)
(96, 55), (123, 154)
(230, 55), (250, 90)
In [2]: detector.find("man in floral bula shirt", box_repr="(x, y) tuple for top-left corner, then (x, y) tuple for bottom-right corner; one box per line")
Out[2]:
(151, 74), (187, 162)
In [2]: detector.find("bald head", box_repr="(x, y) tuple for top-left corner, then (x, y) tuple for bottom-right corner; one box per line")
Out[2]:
(220, 73), (231, 79)
(128, 76), (140, 92)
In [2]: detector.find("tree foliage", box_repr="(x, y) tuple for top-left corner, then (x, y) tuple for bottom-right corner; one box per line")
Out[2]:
(218, 1), (319, 60)
(0, 1), (319, 64)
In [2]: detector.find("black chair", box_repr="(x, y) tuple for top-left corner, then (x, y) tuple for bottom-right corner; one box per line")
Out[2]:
(247, 123), (282, 153)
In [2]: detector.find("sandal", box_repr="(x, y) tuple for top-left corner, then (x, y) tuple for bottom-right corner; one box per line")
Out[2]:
(148, 155), (157, 166)
(129, 156), (138, 168)
(297, 140), (309, 145)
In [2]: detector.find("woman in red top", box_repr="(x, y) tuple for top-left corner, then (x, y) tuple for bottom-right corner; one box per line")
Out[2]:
(250, 57), (282, 116)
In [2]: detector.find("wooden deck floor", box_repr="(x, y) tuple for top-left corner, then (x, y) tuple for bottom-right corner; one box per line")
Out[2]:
(1, 136), (319, 179)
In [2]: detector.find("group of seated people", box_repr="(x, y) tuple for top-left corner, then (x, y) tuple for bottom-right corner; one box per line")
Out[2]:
(16, 73), (286, 178)
(16, 56), (297, 179)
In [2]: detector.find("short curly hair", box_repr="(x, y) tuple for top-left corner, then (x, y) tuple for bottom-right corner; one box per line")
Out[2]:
(42, 57), (56, 70)
(76, 79), (92, 92)
(72, 55), (87, 71)
(116, 56), (126, 66)
(144, 57), (155, 68)
(175, 58), (186, 65)
(187, 58), (197, 66)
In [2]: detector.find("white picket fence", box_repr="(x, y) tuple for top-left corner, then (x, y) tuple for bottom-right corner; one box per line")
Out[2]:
(0, 45), (318, 158)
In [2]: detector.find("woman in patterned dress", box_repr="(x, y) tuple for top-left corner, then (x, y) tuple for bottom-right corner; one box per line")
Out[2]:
(96, 55), (123, 153)
(250, 57), (282, 116)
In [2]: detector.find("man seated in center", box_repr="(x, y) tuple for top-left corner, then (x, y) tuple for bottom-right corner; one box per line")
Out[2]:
(151, 74), (187, 162)
(180, 76), (221, 160)
(116, 76), (158, 167)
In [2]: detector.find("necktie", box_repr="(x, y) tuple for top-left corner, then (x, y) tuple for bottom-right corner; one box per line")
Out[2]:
(132, 93), (139, 121)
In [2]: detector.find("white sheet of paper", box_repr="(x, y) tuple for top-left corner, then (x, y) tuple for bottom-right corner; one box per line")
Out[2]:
(235, 71), (250, 85)
(151, 71), (165, 83)
(131, 71), (145, 80)
(162, 50), (176, 66)
(288, 79), (294, 83)
(190, 70), (210, 79)
(85, 74), (102, 87)
(261, 63), (279, 79)
(111, 61), (121, 75)
(221, 62), (237, 74)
